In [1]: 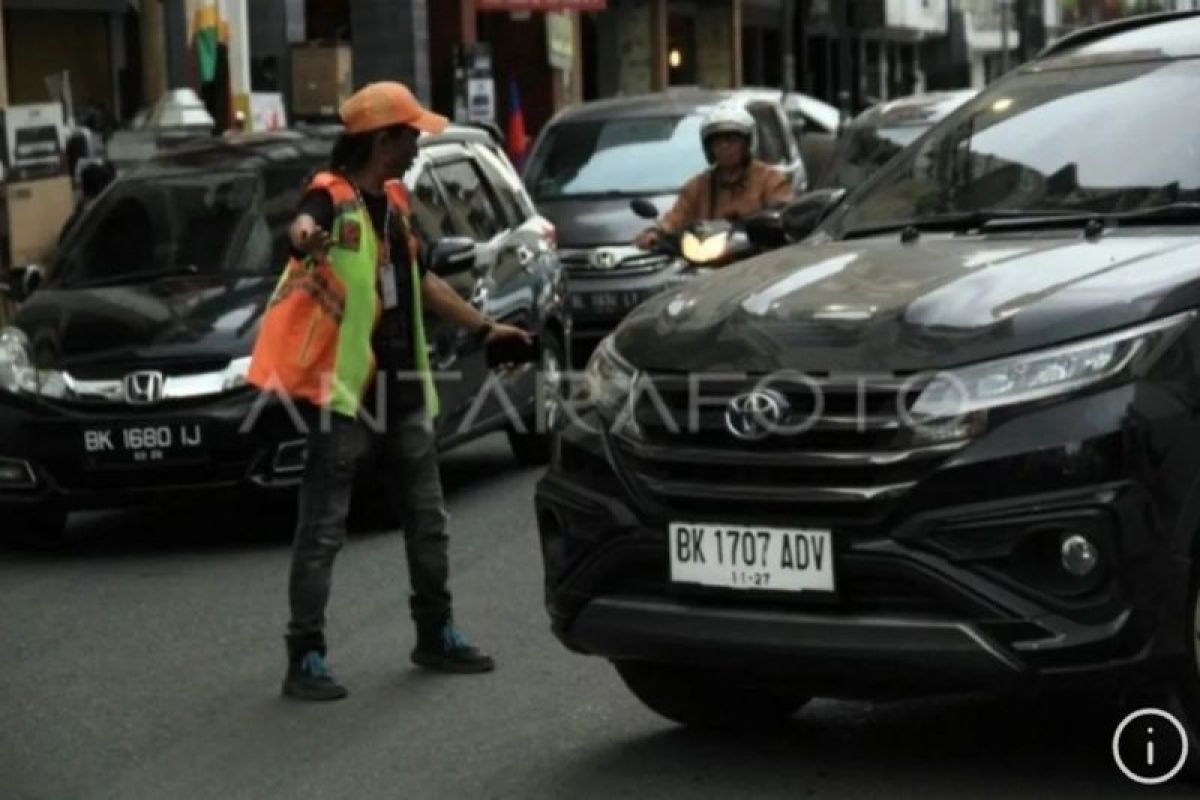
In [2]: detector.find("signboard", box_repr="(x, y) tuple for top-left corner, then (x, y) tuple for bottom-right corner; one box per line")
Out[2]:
(467, 78), (496, 124)
(249, 93), (287, 132)
(476, 1), (606, 11)
(546, 12), (574, 70)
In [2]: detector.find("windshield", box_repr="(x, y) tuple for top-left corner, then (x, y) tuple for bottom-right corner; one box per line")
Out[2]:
(525, 115), (707, 200)
(56, 171), (264, 287)
(837, 59), (1200, 234)
(821, 125), (927, 192)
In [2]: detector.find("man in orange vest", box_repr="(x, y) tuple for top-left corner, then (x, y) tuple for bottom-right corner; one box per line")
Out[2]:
(249, 82), (529, 701)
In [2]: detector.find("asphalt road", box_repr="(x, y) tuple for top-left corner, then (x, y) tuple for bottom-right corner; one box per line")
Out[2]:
(2, 435), (1193, 799)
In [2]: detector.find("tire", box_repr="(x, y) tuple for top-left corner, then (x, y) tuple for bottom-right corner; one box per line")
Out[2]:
(507, 332), (566, 466)
(3, 506), (68, 551)
(1168, 567), (1200, 781)
(615, 661), (810, 729)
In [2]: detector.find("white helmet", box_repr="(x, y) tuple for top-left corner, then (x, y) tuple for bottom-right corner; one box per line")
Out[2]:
(700, 102), (756, 164)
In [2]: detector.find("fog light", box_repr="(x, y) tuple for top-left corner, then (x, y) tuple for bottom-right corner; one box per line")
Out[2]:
(1060, 533), (1099, 577)
(0, 458), (36, 488)
(271, 440), (307, 475)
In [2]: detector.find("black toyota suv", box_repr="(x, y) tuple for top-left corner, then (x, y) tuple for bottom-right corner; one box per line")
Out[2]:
(535, 10), (1200, 755)
(0, 127), (568, 546)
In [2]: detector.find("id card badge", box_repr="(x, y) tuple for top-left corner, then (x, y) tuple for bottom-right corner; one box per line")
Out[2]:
(380, 262), (400, 310)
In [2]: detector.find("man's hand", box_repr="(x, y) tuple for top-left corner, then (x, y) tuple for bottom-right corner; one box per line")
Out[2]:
(634, 228), (660, 250)
(290, 215), (332, 259)
(484, 322), (532, 347)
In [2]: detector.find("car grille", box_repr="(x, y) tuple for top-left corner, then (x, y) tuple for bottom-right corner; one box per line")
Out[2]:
(559, 249), (671, 277)
(610, 374), (975, 525)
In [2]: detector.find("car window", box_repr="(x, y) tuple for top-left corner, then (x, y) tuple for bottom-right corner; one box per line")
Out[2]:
(256, 164), (313, 273)
(409, 167), (458, 242)
(56, 171), (261, 286)
(472, 143), (529, 226)
(840, 59), (1200, 233)
(747, 103), (788, 164)
(434, 159), (505, 242)
(524, 115), (707, 199)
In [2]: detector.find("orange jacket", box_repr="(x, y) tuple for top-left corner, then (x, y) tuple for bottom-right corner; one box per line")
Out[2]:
(659, 160), (793, 234)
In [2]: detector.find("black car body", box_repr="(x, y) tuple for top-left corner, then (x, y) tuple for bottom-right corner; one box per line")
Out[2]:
(535, 11), (1200, 743)
(0, 127), (569, 544)
(524, 88), (807, 366)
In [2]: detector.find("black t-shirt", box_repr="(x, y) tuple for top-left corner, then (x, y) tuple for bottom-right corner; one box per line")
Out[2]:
(296, 186), (429, 413)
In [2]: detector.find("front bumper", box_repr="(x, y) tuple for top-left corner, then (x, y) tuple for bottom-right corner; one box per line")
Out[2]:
(535, 384), (1194, 697)
(0, 388), (307, 513)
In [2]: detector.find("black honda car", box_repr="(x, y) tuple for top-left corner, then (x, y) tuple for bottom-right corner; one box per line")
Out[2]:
(535, 10), (1200, 760)
(0, 127), (569, 546)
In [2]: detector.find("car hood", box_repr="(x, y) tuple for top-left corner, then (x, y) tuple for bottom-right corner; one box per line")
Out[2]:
(614, 230), (1200, 374)
(535, 194), (678, 248)
(11, 273), (274, 374)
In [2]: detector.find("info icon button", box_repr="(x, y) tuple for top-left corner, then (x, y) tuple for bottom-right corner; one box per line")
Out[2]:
(1112, 708), (1190, 786)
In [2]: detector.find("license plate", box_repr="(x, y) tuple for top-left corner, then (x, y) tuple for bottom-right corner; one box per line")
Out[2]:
(669, 523), (835, 593)
(81, 421), (208, 468)
(584, 290), (652, 315)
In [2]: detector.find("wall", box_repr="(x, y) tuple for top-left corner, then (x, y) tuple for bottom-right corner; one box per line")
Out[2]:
(617, 0), (656, 95)
(6, 10), (111, 108)
(695, 1), (738, 89)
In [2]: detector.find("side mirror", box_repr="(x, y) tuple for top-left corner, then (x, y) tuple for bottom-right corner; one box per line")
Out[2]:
(744, 210), (789, 250)
(430, 237), (477, 277)
(22, 264), (44, 297)
(782, 189), (847, 241)
(630, 198), (659, 220)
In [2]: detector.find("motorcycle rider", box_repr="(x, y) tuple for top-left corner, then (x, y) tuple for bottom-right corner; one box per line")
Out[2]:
(634, 102), (794, 250)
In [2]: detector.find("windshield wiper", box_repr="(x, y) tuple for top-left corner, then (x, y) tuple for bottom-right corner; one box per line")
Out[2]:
(68, 265), (201, 289)
(842, 210), (1083, 240)
(1107, 202), (1200, 225)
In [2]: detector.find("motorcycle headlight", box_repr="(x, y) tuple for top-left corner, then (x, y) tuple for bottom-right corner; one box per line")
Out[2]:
(581, 336), (637, 415)
(681, 231), (729, 264)
(911, 311), (1195, 418)
(0, 327), (34, 394)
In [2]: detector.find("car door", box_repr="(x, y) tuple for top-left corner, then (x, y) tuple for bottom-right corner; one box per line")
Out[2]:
(427, 151), (518, 435)
(406, 155), (480, 432)
(747, 101), (807, 193)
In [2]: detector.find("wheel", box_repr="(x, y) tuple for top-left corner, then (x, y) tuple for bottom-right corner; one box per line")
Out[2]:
(615, 661), (810, 728)
(3, 506), (68, 550)
(507, 332), (566, 466)
(1168, 567), (1200, 781)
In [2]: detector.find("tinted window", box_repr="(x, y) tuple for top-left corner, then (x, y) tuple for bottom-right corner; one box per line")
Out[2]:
(409, 168), (457, 242)
(821, 125), (926, 191)
(472, 143), (528, 226)
(255, 164), (313, 273)
(748, 104), (788, 164)
(435, 159), (503, 241)
(525, 115), (707, 199)
(840, 60), (1200, 232)
(56, 171), (261, 287)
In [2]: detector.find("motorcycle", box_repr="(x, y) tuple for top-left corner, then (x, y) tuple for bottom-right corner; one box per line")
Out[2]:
(630, 198), (791, 269)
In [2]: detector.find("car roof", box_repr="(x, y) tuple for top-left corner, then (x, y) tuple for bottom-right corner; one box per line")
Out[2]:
(120, 124), (498, 177)
(546, 87), (780, 125)
(849, 90), (977, 129)
(1036, 11), (1200, 63)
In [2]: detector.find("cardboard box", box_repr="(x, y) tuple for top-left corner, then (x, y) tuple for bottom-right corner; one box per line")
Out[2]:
(1, 175), (75, 269)
(291, 44), (352, 118)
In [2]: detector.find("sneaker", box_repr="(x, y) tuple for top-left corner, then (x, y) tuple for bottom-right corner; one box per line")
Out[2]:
(282, 650), (349, 701)
(411, 623), (496, 674)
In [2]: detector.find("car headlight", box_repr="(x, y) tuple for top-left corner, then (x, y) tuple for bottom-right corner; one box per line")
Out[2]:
(911, 311), (1195, 418)
(681, 231), (729, 264)
(581, 336), (636, 415)
(221, 355), (252, 391)
(0, 327), (34, 394)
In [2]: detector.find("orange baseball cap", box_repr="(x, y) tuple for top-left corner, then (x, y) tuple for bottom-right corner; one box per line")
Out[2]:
(339, 81), (448, 135)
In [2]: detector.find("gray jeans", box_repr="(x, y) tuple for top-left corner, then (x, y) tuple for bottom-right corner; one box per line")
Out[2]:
(287, 405), (451, 637)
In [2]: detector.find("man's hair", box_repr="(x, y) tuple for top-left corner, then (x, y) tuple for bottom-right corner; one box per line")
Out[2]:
(330, 124), (410, 174)
(80, 161), (116, 199)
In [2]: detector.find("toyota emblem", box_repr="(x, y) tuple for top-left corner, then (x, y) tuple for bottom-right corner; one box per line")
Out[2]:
(725, 390), (788, 441)
(123, 370), (165, 405)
